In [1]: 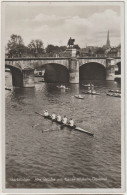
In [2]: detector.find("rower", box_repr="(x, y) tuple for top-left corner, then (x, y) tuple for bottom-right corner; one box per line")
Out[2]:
(69, 118), (74, 127)
(62, 116), (67, 124)
(57, 114), (62, 122)
(44, 110), (49, 117)
(51, 112), (56, 120)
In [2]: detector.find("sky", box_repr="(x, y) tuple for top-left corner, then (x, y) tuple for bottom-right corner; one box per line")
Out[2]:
(4, 2), (122, 48)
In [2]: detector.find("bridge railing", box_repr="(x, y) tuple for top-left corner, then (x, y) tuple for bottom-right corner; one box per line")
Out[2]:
(5, 53), (121, 60)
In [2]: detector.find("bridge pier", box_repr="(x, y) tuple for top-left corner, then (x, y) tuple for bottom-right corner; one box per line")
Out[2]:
(22, 69), (35, 87)
(69, 58), (79, 83)
(11, 69), (23, 87)
(106, 58), (115, 80)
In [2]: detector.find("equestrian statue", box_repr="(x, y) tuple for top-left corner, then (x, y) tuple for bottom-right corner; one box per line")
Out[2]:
(67, 37), (75, 48)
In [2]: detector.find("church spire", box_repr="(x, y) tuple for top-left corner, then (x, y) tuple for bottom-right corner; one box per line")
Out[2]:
(106, 30), (110, 48)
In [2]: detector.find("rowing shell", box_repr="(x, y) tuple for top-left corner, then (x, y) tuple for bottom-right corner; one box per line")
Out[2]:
(35, 112), (94, 136)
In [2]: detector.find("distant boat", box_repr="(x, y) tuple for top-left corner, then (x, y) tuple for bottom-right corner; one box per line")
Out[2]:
(107, 93), (121, 98)
(5, 87), (11, 91)
(75, 95), (84, 99)
(108, 89), (121, 93)
(57, 85), (69, 90)
(82, 83), (94, 87)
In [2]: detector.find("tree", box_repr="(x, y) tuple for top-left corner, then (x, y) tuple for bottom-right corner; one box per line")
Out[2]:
(7, 34), (25, 57)
(73, 44), (80, 50)
(95, 47), (105, 54)
(28, 39), (44, 57)
(46, 44), (67, 55)
(59, 46), (67, 52)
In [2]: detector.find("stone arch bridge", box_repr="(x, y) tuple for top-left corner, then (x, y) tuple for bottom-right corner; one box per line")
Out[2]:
(5, 57), (121, 87)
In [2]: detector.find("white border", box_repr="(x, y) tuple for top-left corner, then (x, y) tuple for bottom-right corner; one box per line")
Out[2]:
(0, 0), (126, 194)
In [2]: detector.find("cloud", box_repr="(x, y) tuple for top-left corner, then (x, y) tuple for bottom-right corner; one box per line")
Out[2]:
(32, 13), (68, 22)
(5, 8), (121, 47)
(60, 9), (121, 46)
(33, 25), (50, 32)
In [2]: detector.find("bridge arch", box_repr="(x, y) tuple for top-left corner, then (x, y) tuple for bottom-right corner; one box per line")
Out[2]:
(40, 63), (69, 83)
(79, 62), (106, 80)
(5, 64), (23, 87)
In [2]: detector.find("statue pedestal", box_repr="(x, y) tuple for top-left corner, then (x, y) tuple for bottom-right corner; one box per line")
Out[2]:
(66, 48), (77, 57)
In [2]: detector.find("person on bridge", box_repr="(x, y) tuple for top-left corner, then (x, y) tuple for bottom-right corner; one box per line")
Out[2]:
(51, 113), (56, 120)
(44, 110), (49, 117)
(57, 114), (62, 122)
(62, 116), (67, 125)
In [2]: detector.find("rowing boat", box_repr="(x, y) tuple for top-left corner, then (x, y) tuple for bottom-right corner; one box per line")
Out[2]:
(82, 84), (94, 87)
(75, 95), (84, 99)
(107, 93), (121, 98)
(57, 86), (69, 90)
(108, 89), (121, 93)
(35, 112), (94, 136)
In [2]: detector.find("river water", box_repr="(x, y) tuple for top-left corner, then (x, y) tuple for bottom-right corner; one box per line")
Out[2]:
(5, 72), (121, 188)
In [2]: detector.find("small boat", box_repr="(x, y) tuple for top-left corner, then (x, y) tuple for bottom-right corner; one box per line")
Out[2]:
(75, 95), (84, 99)
(5, 87), (11, 91)
(82, 84), (94, 87)
(35, 112), (94, 136)
(57, 85), (69, 90)
(107, 93), (121, 98)
(108, 89), (121, 93)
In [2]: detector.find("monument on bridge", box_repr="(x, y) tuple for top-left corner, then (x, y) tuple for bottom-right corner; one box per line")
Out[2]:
(66, 37), (79, 83)
(66, 37), (77, 58)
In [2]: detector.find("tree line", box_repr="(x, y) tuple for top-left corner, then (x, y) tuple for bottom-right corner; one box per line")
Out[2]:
(6, 34), (119, 58)
(6, 34), (81, 58)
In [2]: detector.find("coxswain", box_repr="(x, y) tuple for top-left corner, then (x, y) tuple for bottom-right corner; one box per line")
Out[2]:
(57, 114), (62, 122)
(62, 116), (67, 124)
(44, 110), (49, 117)
(51, 112), (56, 120)
(69, 118), (74, 127)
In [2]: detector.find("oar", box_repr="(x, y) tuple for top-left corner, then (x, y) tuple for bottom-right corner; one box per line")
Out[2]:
(35, 112), (43, 116)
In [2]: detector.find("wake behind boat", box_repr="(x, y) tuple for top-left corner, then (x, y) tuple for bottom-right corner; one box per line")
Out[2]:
(35, 112), (94, 136)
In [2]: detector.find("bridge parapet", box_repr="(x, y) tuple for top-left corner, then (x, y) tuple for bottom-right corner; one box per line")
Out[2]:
(5, 57), (70, 70)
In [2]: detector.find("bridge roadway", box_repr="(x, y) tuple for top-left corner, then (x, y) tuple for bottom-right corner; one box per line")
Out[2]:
(5, 57), (121, 87)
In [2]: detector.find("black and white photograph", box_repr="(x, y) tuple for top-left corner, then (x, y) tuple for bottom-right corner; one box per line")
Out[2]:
(1, 0), (125, 193)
